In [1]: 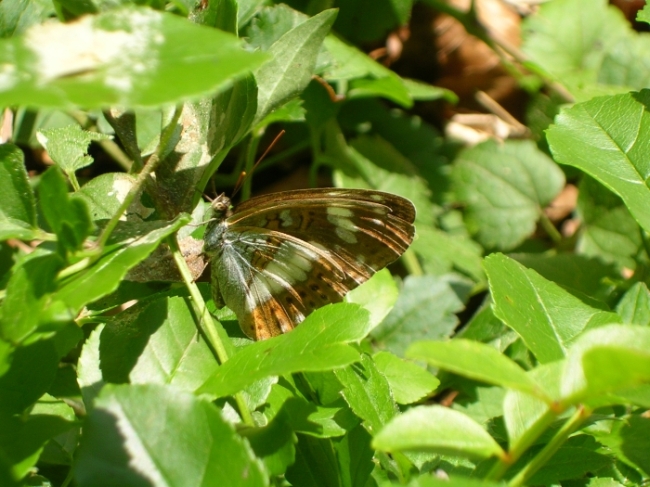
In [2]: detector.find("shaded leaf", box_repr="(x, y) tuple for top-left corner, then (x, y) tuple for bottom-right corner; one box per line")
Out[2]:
(453, 139), (564, 250)
(372, 275), (470, 356)
(75, 384), (267, 487)
(485, 254), (620, 363)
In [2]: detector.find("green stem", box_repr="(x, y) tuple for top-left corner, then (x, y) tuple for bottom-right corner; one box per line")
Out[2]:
(508, 405), (590, 487)
(240, 132), (262, 202)
(638, 227), (650, 262)
(169, 237), (254, 426)
(539, 212), (562, 244)
(485, 407), (557, 481)
(96, 105), (182, 250)
(67, 171), (81, 192)
(60, 466), (74, 487)
(402, 248), (423, 276)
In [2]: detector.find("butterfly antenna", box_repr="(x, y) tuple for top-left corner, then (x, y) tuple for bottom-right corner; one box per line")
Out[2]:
(232, 130), (286, 199)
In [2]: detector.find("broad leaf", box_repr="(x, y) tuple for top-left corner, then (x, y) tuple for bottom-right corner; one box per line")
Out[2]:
(0, 6), (268, 109)
(616, 282), (650, 326)
(485, 254), (620, 363)
(254, 9), (337, 125)
(0, 144), (37, 241)
(99, 296), (219, 392)
(576, 176), (641, 269)
(453, 139), (564, 250)
(407, 339), (546, 400)
(198, 303), (371, 398)
(75, 384), (267, 487)
(37, 125), (111, 175)
(373, 351), (439, 405)
(561, 325), (650, 404)
(373, 405), (505, 460)
(547, 90), (650, 234)
(55, 216), (189, 313)
(334, 354), (398, 436)
(372, 275), (470, 356)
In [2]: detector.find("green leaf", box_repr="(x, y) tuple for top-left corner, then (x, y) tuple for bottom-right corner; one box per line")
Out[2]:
(38, 166), (93, 254)
(526, 436), (612, 485)
(372, 405), (505, 460)
(254, 9), (337, 125)
(198, 303), (371, 398)
(511, 252), (621, 305)
(576, 176), (641, 269)
(75, 384), (267, 487)
(0, 144), (37, 241)
(240, 407), (297, 477)
(77, 324), (104, 410)
(323, 35), (409, 107)
(407, 339), (546, 400)
(503, 361), (563, 452)
(286, 435), (341, 487)
(55, 216), (189, 313)
(597, 414), (650, 476)
(99, 296), (218, 392)
(456, 299), (517, 352)
(0, 253), (65, 342)
(401, 78), (457, 103)
(76, 173), (149, 222)
(371, 275), (470, 356)
(0, 6), (268, 109)
(411, 226), (484, 283)
(485, 254), (620, 364)
(334, 424), (374, 487)
(0, 326), (82, 416)
(616, 282), (650, 326)
(36, 124), (111, 174)
(348, 76), (412, 108)
(345, 269), (399, 330)
(452, 139), (564, 250)
(0, 407), (76, 482)
(373, 351), (439, 405)
(561, 325), (650, 404)
(334, 0), (412, 43)
(0, 0), (55, 37)
(521, 0), (632, 100)
(255, 97), (305, 129)
(334, 354), (398, 436)
(547, 90), (650, 234)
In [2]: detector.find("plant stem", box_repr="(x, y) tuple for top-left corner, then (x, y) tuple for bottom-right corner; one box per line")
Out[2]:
(402, 248), (423, 276)
(169, 236), (254, 426)
(539, 212), (562, 244)
(96, 105), (182, 250)
(485, 407), (557, 481)
(508, 405), (590, 487)
(240, 132), (262, 202)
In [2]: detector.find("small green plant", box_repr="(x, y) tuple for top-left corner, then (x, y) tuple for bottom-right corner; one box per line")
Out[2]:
(1, 0), (650, 486)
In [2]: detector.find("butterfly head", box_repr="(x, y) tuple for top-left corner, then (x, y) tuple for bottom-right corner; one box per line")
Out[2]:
(209, 193), (233, 221)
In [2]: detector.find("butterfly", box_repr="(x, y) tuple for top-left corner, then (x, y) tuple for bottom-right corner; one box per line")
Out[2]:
(203, 188), (416, 340)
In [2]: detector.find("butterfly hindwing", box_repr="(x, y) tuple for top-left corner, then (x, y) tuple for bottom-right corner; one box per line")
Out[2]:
(204, 188), (416, 340)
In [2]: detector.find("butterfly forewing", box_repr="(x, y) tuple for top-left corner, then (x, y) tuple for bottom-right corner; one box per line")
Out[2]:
(204, 188), (416, 340)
